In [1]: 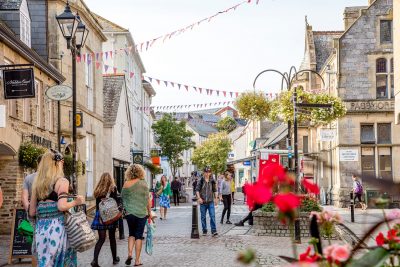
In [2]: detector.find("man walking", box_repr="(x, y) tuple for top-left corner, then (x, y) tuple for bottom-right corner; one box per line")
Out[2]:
(171, 177), (182, 206)
(196, 167), (218, 237)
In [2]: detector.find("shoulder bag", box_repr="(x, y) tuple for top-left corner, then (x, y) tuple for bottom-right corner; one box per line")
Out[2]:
(60, 195), (97, 253)
(99, 190), (122, 225)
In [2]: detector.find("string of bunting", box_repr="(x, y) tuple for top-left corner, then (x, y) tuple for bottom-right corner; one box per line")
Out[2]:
(75, 0), (261, 60)
(137, 101), (236, 111)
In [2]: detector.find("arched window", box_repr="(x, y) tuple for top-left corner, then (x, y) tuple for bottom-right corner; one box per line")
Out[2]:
(376, 58), (388, 99)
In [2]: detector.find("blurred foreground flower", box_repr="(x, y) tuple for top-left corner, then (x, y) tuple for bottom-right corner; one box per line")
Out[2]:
(237, 248), (256, 265)
(323, 244), (350, 264)
(301, 179), (319, 195)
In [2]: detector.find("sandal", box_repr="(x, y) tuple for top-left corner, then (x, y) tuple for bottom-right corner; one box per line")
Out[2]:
(125, 257), (133, 266)
(134, 264), (143, 266)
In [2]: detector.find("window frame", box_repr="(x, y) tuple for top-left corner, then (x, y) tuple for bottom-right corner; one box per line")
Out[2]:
(85, 53), (94, 111)
(5, 58), (17, 118)
(377, 123), (391, 144)
(86, 134), (94, 197)
(361, 147), (376, 179)
(35, 79), (44, 128)
(380, 20), (393, 44)
(360, 124), (375, 144)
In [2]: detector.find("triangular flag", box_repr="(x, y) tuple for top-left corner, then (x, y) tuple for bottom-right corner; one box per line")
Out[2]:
(83, 54), (86, 62)
(206, 89), (209, 95)
(104, 65), (109, 72)
(164, 81), (168, 87)
(171, 82), (175, 87)
(140, 43), (144, 51)
(113, 67), (117, 75)
(156, 79), (160, 85)
(184, 85), (189, 91)
(76, 56), (81, 62)
(209, 89), (213, 95)
(105, 52), (108, 59)
(96, 53), (99, 61)
(110, 51), (113, 58)
(130, 72), (134, 78)
(96, 62), (101, 70)
(177, 84), (181, 90)
(230, 92), (233, 98)
(217, 91), (220, 96)
(193, 87), (197, 92)
(223, 91), (227, 97)
(148, 77), (153, 83)
(236, 92), (239, 98)
(146, 41), (150, 51)
(198, 88), (201, 93)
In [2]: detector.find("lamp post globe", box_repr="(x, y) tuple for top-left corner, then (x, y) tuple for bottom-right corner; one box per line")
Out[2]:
(55, 1), (78, 48)
(75, 14), (89, 50)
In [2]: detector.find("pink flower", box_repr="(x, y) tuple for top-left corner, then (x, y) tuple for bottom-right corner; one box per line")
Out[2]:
(331, 245), (350, 262)
(301, 179), (320, 194)
(387, 209), (400, 221)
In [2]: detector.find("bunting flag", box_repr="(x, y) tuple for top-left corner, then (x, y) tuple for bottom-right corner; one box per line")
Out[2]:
(136, 100), (236, 112)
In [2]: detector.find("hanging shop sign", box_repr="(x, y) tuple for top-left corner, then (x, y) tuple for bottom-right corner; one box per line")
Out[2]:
(76, 112), (83, 128)
(132, 151), (144, 165)
(45, 85), (72, 101)
(3, 68), (35, 99)
(339, 149), (359, 162)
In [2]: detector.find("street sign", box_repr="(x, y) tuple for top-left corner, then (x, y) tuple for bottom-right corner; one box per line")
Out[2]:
(76, 112), (83, 128)
(243, 161), (251, 166)
(45, 85), (72, 101)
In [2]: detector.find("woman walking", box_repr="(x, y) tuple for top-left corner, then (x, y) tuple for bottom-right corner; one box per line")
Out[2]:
(158, 175), (171, 220)
(220, 171), (233, 224)
(122, 164), (152, 266)
(91, 173), (120, 267)
(29, 151), (84, 267)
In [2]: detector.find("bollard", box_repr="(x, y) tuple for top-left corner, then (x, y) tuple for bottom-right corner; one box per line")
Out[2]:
(294, 218), (301, 243)
(350, 192), (355, 223)
(191, 196), (200, 239)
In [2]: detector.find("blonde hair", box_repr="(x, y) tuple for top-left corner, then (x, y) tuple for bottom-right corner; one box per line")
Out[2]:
(125, 164), (145, 181)
(94, 172), (115, 198)
(32, 151), (64, 201)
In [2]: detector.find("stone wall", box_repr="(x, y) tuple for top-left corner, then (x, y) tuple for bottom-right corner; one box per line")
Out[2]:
(252, 211), (311, 237)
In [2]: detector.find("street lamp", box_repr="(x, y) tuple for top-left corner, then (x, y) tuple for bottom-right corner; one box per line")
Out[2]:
(253, 66), (325, 243)
(56, 1), (88, 192)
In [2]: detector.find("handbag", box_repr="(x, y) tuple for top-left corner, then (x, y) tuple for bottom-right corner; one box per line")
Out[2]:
(61, 196), (97, 253)
(99, 191), (122, 225)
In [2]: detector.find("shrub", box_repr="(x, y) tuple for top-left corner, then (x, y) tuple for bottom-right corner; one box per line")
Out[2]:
(261, 202), (276, 212)
(300, 196), (322, 212)
(235, 91), (271, 121)
(18, 142), (46, 169)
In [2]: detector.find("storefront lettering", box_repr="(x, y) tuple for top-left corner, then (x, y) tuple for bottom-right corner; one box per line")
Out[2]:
(30, 134), (53, 149)
(347, 100), (394, 112)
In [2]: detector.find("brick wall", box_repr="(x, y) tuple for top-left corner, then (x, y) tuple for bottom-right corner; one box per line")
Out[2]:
(0, 158), (24, 234)
(252, 211), (311, 237)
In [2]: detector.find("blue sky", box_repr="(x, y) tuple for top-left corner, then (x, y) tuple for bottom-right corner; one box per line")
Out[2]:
(85, 0), (367, 108)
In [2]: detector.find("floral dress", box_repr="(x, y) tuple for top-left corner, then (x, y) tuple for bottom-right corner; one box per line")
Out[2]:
(35, 201), (77, 267)
(159, 182), (172, 209)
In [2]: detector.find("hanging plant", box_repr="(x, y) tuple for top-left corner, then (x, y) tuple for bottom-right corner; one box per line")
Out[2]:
(144, 161), (163, 175)
(18, 142), (46, 169)
(235, 91), (271, 121)
(63, 154), (74, 178)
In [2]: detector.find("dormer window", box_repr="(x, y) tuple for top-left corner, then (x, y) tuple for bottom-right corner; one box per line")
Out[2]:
(20, 13), (30, 47)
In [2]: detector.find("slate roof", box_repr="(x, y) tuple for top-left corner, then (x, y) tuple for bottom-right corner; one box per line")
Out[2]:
(187, 119), (218, 137)
(103, 75), (126, 127)
(0, 0), (22, 10)
(313, 31), (343, 72)
(263, 123), (288, 148)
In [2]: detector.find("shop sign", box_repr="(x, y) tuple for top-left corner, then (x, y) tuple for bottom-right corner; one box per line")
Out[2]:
(228, 152), (235, 159)
(319, 129), (336, 141)
(0, 105), (5, 128)
(243, 161), (251, 166)
(346, 100), (394, 112)
(76, 112), (83, 128)
(339, 149), (359, 162)
(45, 85), (72, 101)
(3, 68), (35, 99)
(132, 151), (144, 165)
(30, 134), (53, 148)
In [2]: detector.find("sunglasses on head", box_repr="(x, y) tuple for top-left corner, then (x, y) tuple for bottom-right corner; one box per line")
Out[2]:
(50, 149), (64, 164)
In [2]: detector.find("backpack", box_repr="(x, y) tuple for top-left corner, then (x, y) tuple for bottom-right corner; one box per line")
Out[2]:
(354, 181), (363, 194)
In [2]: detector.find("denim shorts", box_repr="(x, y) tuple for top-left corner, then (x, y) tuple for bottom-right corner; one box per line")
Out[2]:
(125, 214), (147, 240)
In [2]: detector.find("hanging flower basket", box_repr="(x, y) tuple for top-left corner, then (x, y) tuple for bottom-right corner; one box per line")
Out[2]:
(235, 91), (271, 121)
(18, 142), (46, 169)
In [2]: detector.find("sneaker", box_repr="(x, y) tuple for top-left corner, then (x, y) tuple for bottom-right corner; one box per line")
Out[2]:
(113, 257), (120, 265)
(212, 232), (218, 237)
(234, 221), (244, 227)
(202, 231), (207, 236)
(226, 221), (232, 224)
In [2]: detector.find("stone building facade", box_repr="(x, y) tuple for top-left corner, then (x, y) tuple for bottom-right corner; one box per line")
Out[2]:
(394, 0), (400, 124)
(0, 21), (64, 233)
(298, 0), (399, 207)
(46, 0), (109, 198)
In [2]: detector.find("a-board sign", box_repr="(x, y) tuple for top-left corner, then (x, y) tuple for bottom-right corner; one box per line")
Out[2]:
(8, 209), (33, 264)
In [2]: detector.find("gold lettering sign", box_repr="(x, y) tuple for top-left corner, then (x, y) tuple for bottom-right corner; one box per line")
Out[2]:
(346, 100), (394, 112)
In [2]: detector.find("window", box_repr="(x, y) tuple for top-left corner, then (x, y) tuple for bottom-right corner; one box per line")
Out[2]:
(23, 98), (31, 123)
(390, 58), (394, 97)
(86, 135), (94, 197)
(35, 80), (44, 128)
(380, 20), (392, 44)
(303, 136), (309, 154)
(377, 123), (391, 144)
(46, 97), (53, 132)
(85, 53), (94, 111)
(376, 58), (388, 99)
(378, 147), (392, 180)
(361, 124), (375, 144)
(20, 13), (31, 47)
(5, 58), (17, 117)
(361, 147), (375, 178)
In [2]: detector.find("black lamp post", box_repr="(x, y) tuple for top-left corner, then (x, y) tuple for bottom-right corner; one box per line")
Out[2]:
(253, 66), (325, 243)
(56, 1), (89, 192)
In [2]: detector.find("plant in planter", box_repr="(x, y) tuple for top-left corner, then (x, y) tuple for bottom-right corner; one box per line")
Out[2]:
(18, 142), (46, 169)
(235, 91), (271, 121)
(63, 155), (74, 178)
(144, 161), (163, 175)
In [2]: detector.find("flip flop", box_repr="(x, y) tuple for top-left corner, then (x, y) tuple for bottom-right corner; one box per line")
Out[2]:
(134, 264), (143, 266)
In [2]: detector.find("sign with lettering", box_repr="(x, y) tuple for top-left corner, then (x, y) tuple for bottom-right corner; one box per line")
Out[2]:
(45, 85), (72, 101)
(8, 209), (33, 264)
(132, 151), (144, 165)
(346, 100), (394, 112)
(339, 149), (359, 162)
(3, 68), (35, 99)
(29, 134), (53, 148)
(0, 105), (5, 128)
(319, 129), (336, 141)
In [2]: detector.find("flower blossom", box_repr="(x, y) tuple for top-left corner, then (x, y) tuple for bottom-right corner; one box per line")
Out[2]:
(375, 228), (400, 247)
(273, 192), (301, 213)
(301, 179), (320, 194)
(244, 183), (272, 210)
(299, 246), (321, 263)
(260, 163), (293, 188)
(323, 244), (350, 263)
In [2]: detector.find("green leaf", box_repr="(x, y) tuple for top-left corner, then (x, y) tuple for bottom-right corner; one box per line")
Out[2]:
(346, 247), (390, 267)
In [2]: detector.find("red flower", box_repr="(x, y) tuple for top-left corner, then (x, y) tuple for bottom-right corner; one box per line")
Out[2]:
(376, 232), (385, 246)
(244, 183), (272, 210)
(301, 179), (320, 194)
(260, 164), (289, 188)
(299, 246), (321, 263)
(387, 229), (400, 242)
(273, 192), (301, 213)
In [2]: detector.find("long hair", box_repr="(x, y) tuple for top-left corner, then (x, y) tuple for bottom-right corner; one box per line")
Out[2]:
(93, 172), (115, 198)
(161, 175), (167, 187)
(32, 151), (64, 201)
(125, 164), (145, 181)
